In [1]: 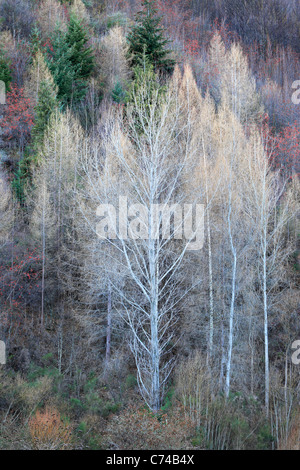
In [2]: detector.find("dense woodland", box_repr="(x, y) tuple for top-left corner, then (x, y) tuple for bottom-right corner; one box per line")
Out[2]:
(0, 0), (299, 450)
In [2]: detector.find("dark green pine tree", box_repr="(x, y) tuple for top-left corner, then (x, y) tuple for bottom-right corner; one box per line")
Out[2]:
(65, 15), (95, 80)
(127, 0), (175, 75)
(47, 30), (86, 105)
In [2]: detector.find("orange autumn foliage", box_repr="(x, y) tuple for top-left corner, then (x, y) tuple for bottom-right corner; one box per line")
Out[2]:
(28, 408), (72, 450)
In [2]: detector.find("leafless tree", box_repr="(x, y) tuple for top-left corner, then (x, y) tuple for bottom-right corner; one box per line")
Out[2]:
(79, 71), (206, 411)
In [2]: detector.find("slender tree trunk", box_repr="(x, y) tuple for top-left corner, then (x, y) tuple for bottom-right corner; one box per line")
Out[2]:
(219, 318), (225, 389)
(41, 187), (46, 328)
(225, 248), (237, 398)
(263, 244), (269, 416)
(249, 317), (255, 396)
(105, 283), (112, 364)
(225, 176), (237, 399)
(202, 138), (214, 359)
(149, 236), (160, 412)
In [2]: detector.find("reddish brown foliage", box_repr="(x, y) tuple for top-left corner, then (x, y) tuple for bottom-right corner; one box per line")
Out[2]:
(0, 84), (34, 149)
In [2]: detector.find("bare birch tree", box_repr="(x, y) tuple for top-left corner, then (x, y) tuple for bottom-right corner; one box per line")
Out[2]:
(79, 68), (205, 411)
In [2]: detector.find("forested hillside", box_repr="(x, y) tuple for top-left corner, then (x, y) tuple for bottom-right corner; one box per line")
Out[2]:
(0, 0), (299, 450)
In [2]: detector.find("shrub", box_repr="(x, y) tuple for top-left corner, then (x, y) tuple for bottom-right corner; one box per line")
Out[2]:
(106, 406), (196, 450)
(28, 407), (72, 450)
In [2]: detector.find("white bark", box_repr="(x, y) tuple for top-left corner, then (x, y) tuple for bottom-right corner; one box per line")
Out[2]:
(79, 83), (205, 411)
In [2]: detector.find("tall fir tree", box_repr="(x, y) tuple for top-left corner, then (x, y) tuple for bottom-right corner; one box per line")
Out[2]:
(65, 15), (95, 80)
(127, 0), (175, 75)
(46, 30), (87, 105)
